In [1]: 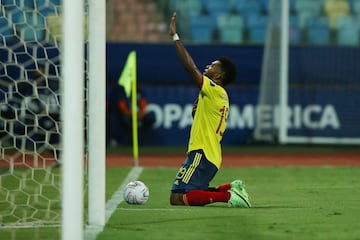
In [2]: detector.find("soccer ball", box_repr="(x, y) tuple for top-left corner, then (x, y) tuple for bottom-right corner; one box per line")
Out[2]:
(123, 181), (149, 205)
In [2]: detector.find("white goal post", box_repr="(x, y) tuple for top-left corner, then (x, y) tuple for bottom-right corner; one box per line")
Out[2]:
(254, 0), (360, 145)
(61, 0), (85, 239)
(87, 0), (106, 228)
(63, 0), (106, 238)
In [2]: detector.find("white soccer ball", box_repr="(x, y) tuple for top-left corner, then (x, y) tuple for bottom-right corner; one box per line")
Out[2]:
(123, 180), (149, 205)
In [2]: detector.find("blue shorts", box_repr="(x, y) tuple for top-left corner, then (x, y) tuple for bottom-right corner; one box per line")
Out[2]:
(171, 149), (218, 194)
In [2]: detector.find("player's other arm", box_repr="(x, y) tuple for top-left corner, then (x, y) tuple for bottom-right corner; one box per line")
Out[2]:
(169, 12), (203, 88)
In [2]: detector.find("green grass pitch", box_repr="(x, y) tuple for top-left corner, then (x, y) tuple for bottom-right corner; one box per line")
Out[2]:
(1, 166), (360, 240)
(98, 167), (360, 240)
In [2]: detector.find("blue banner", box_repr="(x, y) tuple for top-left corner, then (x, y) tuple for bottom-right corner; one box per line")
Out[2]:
(106, 44), (360, 146)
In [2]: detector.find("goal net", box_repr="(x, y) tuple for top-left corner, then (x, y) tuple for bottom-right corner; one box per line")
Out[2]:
(254, 0), (360, 145)
(0, 0), (89, 228)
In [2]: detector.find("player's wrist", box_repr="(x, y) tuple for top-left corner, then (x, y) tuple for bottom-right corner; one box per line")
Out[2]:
(172, 33), (180, 41)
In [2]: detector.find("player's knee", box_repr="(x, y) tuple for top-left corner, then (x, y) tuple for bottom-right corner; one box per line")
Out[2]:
(170, 193), (185, 205)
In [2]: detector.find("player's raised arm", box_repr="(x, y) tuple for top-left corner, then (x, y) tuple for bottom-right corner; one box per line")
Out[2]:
(169, 12), (203, 88)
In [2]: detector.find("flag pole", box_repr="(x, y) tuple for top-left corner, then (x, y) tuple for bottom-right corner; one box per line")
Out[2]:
(131, 52), (139, 166)
(118, 51), (139, 167)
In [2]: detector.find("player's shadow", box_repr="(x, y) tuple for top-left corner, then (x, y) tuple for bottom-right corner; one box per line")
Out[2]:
(207, 205), (304, 209)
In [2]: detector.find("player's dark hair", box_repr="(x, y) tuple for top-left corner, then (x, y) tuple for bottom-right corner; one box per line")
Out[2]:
(219, 56), (237, 86)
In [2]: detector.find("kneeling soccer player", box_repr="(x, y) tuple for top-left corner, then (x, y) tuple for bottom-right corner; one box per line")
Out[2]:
(168, 12), (251, 208)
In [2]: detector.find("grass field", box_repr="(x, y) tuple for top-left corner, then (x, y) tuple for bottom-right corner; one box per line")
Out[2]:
(1, 159), (360, 239)
(97, 166), (360, 240)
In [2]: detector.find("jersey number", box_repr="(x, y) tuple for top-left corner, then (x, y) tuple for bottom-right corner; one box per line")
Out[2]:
(216, 106), (228, 136)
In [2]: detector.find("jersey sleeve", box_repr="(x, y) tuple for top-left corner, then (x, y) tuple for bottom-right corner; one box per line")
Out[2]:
(201, 76), (216, 95)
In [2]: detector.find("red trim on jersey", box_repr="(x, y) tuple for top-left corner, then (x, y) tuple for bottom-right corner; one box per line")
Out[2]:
(199, 75), (204, 89)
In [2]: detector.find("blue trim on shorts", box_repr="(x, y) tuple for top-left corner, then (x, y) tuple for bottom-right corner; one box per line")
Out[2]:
(171, 149), (218, 194)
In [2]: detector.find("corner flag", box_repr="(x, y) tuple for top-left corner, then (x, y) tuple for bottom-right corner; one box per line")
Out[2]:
(117, 51), (139, 166)
(118, 50), (136, 97)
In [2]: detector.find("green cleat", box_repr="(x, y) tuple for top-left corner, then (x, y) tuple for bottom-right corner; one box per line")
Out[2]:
(228, 180), (251, 208)
(228, 189), (250, 208)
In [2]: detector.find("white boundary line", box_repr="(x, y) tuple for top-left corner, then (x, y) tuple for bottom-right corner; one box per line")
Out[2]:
(84, 166), (143, 240)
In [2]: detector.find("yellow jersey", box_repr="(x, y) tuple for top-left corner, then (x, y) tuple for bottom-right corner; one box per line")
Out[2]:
(187, 75), (229, 169)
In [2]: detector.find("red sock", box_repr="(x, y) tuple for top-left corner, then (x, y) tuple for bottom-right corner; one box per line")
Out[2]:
(184, 190), (230, 206)
(216, 183), (231, 192)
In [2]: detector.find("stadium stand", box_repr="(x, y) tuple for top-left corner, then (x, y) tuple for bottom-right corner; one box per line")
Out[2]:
(189, 14), (214, 43)
(335, 15), (359, 45)
(289, 15), (302, 44)
(352, 0), (360, 14)
(108, 0), (167, 42)
(294, 0), (323, 15)
(324, 0), (351, 29)
(164, 0), (360, 45)
(306, 16), (331, 45)
(16, 11), (46, 41)
(0, 0), (60, 42)
(0, 17), (14, 41)
(2, 0), (359, 45)
(203, 0), (232, 17)
(232, 0), (263, 16)
(293, 0), (323, 30)
(217, 14), (244, 44)
(247, 14), (268, 44)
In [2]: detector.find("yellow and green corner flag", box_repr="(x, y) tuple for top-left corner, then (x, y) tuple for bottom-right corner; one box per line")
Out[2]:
(118, 51), (139, 166)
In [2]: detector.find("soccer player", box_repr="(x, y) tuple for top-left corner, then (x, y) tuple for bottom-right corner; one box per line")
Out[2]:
(169, 12), (251, 208)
